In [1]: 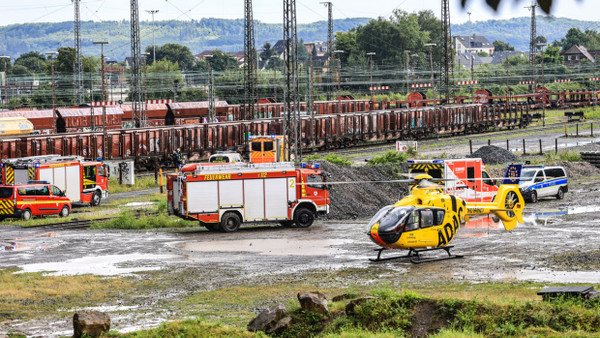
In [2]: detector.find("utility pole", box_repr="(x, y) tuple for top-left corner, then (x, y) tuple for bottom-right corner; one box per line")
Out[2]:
(441, 0), (454, 101)
(145, 10), (159, 64)
(283, 0), (300, 162)
(94, 40), (110, 159)
(46, 52), (58, 115)
(72, 0), (84, 105)
(130, 0), (145, 127)
(206, 55), (215, 122)
(271, 55), (278, 101)
(424, 44), (436, 101)
(0, 56), (9, 105)
(405, 50), (411, 95)
(309, 52), (314, 116)
(244, 0), (257, 120)
(527, 2), (537, 91)
(320, 1), (333, 101)
(538, 42), (547, 127)
(505, 57), (510, 105)
(367, 52), (376, 101)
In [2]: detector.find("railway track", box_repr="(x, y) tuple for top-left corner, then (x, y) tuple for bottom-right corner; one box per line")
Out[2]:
(310, 118), (595, 159)
(19, 212), (160, 231)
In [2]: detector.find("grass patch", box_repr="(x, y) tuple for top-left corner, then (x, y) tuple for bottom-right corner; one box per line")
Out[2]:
(108, 176), (159, 194)
(305, 153), (353, 166)
(367, 151), (409, 165)
(91, 210), (197, 229)
(0, 268), (133, 322)
(111, 319), (257, 337)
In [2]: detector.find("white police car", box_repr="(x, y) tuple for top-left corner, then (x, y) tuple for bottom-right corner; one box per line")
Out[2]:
(519, 165), (568, 203)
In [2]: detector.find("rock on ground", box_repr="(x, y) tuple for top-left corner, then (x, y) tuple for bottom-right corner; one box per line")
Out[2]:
(297, 291), (328, 315)
(316, 161), (408, 220)
(247, 303), (291, 334)
(468, 145), (519, 165)
(73, 310), (110, 338)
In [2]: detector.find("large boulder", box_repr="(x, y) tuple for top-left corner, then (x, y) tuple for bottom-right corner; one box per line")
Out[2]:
(73, 310), (110, 338)
(247, 303), (291, 334)
(297, 291), (328, 315)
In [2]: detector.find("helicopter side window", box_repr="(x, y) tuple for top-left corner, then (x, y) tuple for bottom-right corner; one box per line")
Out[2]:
(435, 210), (445, 225)
(404, 212), (419, 231)
(420, 209), (434, 228)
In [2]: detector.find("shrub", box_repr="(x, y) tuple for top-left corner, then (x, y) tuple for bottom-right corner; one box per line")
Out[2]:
(368, 151), (408, 165)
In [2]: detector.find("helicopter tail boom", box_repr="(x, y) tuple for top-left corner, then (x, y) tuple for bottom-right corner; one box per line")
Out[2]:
(465, 185), (524, 231)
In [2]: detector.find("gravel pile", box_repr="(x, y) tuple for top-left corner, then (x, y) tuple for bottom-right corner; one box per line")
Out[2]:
(468, 145), (519, 165)
(314, 161), (409, 220)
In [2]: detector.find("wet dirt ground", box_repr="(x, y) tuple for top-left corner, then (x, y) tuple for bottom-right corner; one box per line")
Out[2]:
(2, 140), (600, 335)
(1, 181), (599, 336)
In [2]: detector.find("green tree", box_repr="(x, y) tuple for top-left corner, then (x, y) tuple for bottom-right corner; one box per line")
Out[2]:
(144, 59), (183, 100)
(493, 40), (515, 52)
(147, 43), (195, 70)
(260, 42), (274, 61)
(14, 51), (47, 74)
(557, 28), (600, 51)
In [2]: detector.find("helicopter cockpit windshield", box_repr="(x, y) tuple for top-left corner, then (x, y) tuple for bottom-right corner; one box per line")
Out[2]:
(367, 205), (416, 233)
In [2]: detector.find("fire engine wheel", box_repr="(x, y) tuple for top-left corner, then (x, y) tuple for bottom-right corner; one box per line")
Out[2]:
(220, 212), (241, 232)
(91, 191), (102, 206)
(21, 209), (32, 221)
(294, 208), (315, 228)
(59, 206), (70, 217)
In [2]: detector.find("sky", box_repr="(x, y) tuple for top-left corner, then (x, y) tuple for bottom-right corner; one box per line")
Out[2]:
(0, 0), (596, 27)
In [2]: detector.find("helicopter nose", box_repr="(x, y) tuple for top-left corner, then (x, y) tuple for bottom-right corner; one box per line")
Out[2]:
(369, 223), (401, 246)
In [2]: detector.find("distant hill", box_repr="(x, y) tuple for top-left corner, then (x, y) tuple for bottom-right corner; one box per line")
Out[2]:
(1, 16), (597, 61)
(0, 18), (371, 61)
(452, 16), (600, 51)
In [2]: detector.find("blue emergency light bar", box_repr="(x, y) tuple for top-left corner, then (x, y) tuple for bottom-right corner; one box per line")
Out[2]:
(314, 163), (320, 169)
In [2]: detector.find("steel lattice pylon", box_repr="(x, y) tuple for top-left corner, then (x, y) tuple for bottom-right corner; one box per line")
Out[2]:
(528, 2), (537, 86)
(244, 0), (257, 120)
(72, 0), (83, 105)
(283, 0), (300, 162)
(440, 0), (454, 101)
(321, 2), (333, 101)
(130, 0), (145, 127)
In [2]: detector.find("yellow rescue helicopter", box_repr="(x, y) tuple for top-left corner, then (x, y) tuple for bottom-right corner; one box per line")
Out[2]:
(367, 164), (525, 263)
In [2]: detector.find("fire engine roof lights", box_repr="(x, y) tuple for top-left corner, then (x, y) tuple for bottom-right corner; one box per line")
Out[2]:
(301, 163), (320, 169)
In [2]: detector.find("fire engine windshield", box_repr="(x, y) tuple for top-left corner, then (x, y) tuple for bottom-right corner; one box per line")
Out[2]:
(307, 174), (325, 190)
(367, 205), (415, 233)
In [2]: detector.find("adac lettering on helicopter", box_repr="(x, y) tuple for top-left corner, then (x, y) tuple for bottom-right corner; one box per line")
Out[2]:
(437, 215), (460, 246)
(467, 207), (485, 214)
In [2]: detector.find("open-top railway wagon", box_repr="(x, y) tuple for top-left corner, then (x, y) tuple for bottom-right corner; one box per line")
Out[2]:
(0, 103), (530, 166)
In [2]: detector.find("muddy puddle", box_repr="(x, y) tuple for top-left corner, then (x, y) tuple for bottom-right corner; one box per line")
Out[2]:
(17, 253), (177, 276)
(180, 238), (353, 256)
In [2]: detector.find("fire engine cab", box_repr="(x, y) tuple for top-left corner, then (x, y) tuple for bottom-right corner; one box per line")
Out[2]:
(1, 155), (108, 206)
(167, 162), (329, 232)
(408, 158), (498, 202)
(0, 182), (71, 221)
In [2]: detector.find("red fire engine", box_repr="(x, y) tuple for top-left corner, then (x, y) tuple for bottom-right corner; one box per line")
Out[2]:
(1, 155), (108, 206)
(167, 162), (329, 232)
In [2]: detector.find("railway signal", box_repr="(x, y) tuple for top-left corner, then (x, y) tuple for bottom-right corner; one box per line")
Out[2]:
(369, 86), (389, 91)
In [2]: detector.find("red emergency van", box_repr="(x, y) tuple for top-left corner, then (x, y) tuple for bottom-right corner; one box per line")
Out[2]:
(408, 158), (498, 202)
(0, 183), (71, 221)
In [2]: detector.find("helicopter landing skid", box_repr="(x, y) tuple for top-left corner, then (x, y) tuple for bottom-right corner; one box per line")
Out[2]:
(369, 246), (463, 264)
